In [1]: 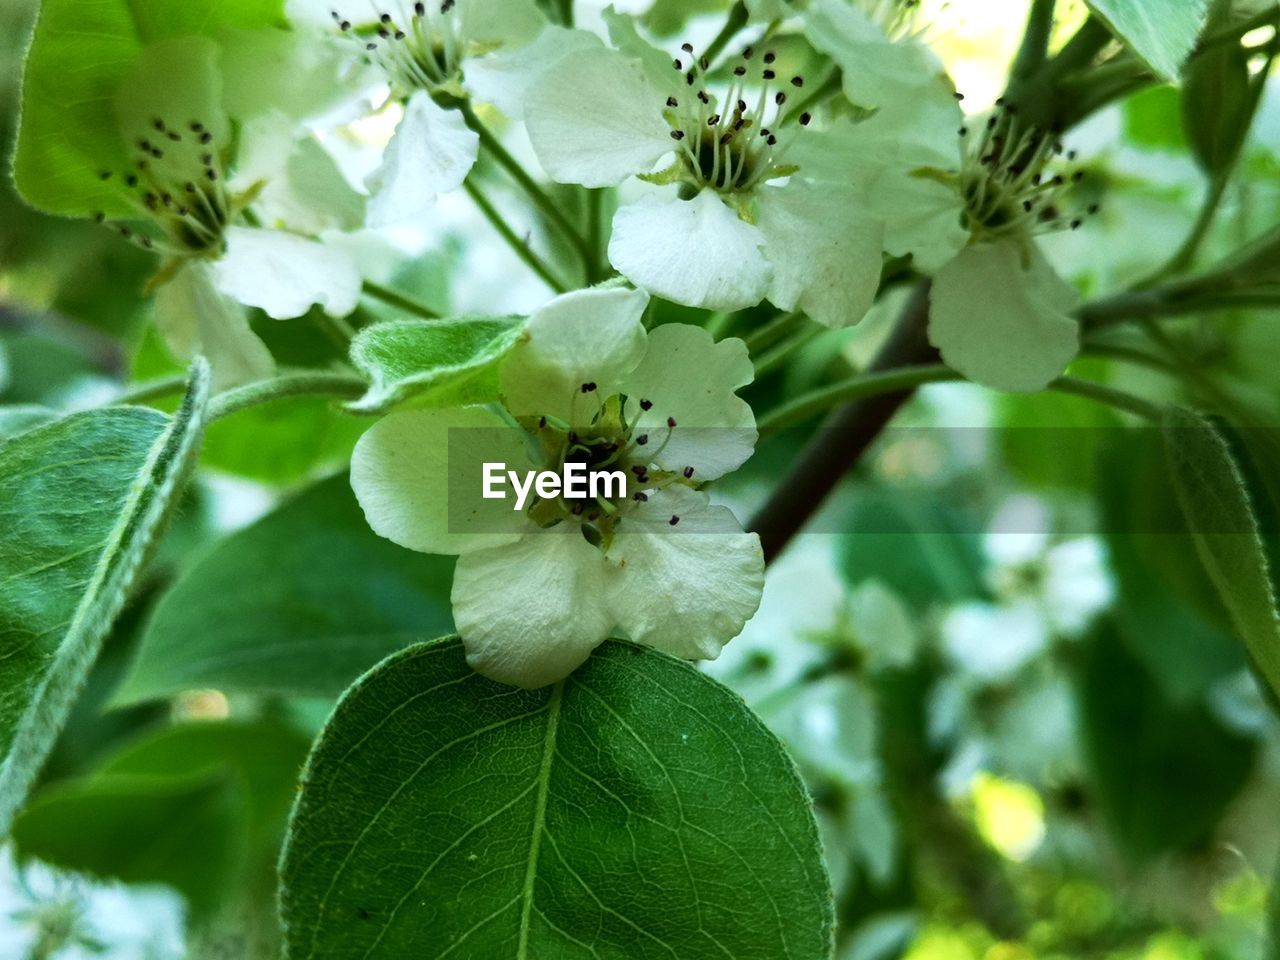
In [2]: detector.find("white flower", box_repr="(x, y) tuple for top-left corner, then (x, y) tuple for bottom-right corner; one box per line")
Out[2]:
(295, 0), (548, 225)
(791, 2), (1091, 392)
(351, 286), (764, 687)
(98, 36), (362, 390)
(522, 14), (884, 328)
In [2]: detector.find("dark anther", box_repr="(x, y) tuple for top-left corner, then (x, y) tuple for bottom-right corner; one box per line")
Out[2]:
(395, 31), (405, 40)
(1022, 200), (1033, 212)
(667, 96), (679, 107)
(681, 42), (694, 53)
(766, 134), (777, 146)
(125, 175), (138, 187)
(763, 51), (776, 64)
(366, 42), (378, 50)
(634, 492), (649, 502)
(639, 399), (652, 410)
(762, 69), (776, 80)
(1087, 204), (1100, 215)
(185, 181), (197, 192)
(667, 417), (677, 428)
(1070, 219), (1082, 230)
(670, 130), (686, 141)
(737, 99), (747, 113)
(341, 19), (351, 30)
(791, 75), (803, 87)
(707, 114), (721, 126)
(206, 169), (218, 181)
(699, 57), (708, 70)
(378, 27), (390, 38)
(380, 12), (391, 22)
(719, 132), (733, 145)
(673, 58), (682, 70)
(538, 416), (547, 428)
(669, 515), (680, 526)
(697, 90), (710, 104)
(152, 118), (165, 131)
(958, 127), (968, 137)
(686, 71), (695, 86)
(683, 466), (694, 478)
(93, 211), (105, 222)
(415, 0), (425, 12)
(775, 92), (786, 105)
(743, 46), (754, 59)
(799, 112), (811, 126)
(954, 91), (965, 100)
(734, 65), (746, 76)
(190, 121), (204, 132)
(1072, 171), (1085, 182)
(581, 382), (597, 393)
(636, 434), (649, 445)
(167, 131), (181, 142)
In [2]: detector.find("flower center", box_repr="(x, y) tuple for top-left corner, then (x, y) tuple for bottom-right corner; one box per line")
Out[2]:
(332, 1), (464, 95)
(663, 45), (811, 194)
(957, 101), (1099, 243)
(520, 384), (695, 548)
(93, 114), (230, 256)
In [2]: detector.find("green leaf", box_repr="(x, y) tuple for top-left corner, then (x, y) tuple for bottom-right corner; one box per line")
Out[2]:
(114, 474), (454, 705)
(280, 638), (834, 959)
(1097, 429), (1244, 703)
(1181, 38), (1252, 175)
(837, 488), (988, 610)
(1079, 618), (1254, 865)
(0, 359), (210, 835)
(1086, 0), (1209, 82)
(14, 720), (309, 917)
(201, 395), (367, 485)
(347, 316), (525, 415)
(1163, 407), (1280, 700)
(13, 0), (284, 217)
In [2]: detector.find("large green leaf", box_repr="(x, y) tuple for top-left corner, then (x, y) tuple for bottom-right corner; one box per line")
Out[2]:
(14, 720), (309, 919)
(1086, 0), (1209, 83)
(13, 0), (284, 217)
(347, 316), (525, 415)
(1163, 407), (1280, 700)
(1079, 619), (1254, 865)
(281, 638), (833, 959)
(114, 473), (454, 705)
(0, 360), (209, 835)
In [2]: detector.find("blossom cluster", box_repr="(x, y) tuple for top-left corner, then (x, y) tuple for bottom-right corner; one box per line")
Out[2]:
(68, 0), (1100, 687)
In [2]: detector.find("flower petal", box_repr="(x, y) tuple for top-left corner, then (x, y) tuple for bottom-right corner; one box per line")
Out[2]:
(453, 530), (613, 688)
(618, 323), (757, 481)
(154, 263), (275, 392)
(525, 45), (672, 186)
(758, 181), (884, 329)
(609, 191), (772, 312)
(608, 486), (764, 661)
(464, 26), (601, 118)
(456, 0), (546, 49)
(350, 406), (532, 557)
(500, 285), (649, 423)
(929, 242), (1080, 393)
(365, 91), (479, 227)
(804, 0), (952, 112)
(212, 226), (362, 319)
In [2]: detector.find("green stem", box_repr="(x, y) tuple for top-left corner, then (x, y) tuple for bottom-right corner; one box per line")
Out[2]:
(460, 101), (594, 276)
(311, 311), (355, 350)
(743, 311), (802, 355)
(585, 188), (609, 283)
(757, 364), (960, 435)
(1081, 341), (1181, 376)
(1010, 0), (1057, 80)
(1047, 376), (1163, 421)
(702, 2), (749, 65)
(555, 0), (573, 27)
(464, 180), (570, 293)
(362, 280), (441, 320)
(207, 372), (367, 422)
(751, 326), (823, 379)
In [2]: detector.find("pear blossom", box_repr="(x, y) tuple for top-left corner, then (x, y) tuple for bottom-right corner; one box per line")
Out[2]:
(790, 0), (1092, 392)
(94, 36), (363, 389)
(290, 0), (548, 225)
(351, 285), (764, 688)
(522, 14), (885, 328)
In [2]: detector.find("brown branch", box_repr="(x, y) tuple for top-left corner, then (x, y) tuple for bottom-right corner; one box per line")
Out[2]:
(749, 281), (937, 564)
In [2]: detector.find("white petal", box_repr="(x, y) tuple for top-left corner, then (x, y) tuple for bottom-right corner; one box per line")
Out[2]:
(929, 242), (1080, 393)
(365, 91), (479, 227)
(456, 0), (545, 49)
(154, 264), (275, 392)
(213, 226), (362, 319)
(608, 191), (771, 312)
(500, 285), (649, 422)
(758, 181), (884, 329)
(453, 530), (613, 688)
(525, 45), (672, 187)
(608, 486), (764, 661)
(257, 136), (366, 234)
(464, 26), (601, 118)
(804, 0), (952, 112)
(601, 7), (683, 98)
(350, 406), (532, 557)
(618, 323), (757, 481)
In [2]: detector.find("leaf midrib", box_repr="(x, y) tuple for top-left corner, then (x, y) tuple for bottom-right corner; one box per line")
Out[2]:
(517, 679), (564, 959)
